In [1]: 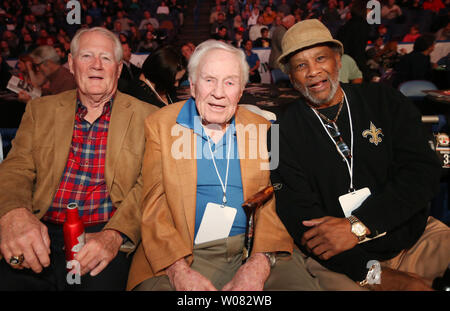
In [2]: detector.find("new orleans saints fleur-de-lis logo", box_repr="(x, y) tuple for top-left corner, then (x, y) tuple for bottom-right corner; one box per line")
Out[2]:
(362, 122), (383, 146)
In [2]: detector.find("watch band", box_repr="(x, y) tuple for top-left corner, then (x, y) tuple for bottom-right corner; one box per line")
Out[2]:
(347, 215), (360, 225)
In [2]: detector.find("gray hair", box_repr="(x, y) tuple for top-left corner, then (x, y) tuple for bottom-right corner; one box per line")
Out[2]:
(70, 27), (123, 62)
(188, 39), (249, 88)
(30, 45), (60, 65)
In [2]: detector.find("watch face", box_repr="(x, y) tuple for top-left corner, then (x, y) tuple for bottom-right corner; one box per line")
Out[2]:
(353, 223), (367, 236)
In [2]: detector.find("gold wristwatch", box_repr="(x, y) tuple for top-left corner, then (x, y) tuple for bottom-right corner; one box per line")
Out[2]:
(347, 215), (368, 241)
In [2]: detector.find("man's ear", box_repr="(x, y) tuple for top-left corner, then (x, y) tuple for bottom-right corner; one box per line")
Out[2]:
(117, 60), (123, 78)
(189, 79), (195, 98)
(336, 53), (342, 71)
(68, 53), (74, 74)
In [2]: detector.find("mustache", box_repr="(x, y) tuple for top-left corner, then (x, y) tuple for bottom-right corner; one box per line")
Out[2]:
(293, 74), (339, 107)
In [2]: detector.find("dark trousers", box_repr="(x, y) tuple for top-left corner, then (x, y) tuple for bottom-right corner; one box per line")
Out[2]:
(0, 222), (131, 291)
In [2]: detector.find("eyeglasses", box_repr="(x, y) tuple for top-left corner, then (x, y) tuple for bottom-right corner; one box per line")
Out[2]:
(33, 60), (46, 67)
(324, 123), (351, 158)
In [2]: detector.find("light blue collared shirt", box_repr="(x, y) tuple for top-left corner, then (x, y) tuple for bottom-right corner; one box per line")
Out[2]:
(176, 98), (246, 240)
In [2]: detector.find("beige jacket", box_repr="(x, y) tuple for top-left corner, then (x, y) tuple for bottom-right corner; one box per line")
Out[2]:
(127, 101), (293, 290)
(0, 90), (159, 251)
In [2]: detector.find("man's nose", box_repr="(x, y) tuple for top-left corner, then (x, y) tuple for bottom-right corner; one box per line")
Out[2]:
(306, 61), (322, 78)
(90, 56), (104, 69)
(211, 82), (225, 98)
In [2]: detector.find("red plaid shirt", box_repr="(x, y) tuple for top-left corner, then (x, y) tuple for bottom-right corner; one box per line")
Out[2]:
(43, 99), (116, 225)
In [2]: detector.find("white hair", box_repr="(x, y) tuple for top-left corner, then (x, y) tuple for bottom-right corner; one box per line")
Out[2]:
(30, 45), (60, 64)
(70, 27), (123, 62)
(188, 39), (249, 88)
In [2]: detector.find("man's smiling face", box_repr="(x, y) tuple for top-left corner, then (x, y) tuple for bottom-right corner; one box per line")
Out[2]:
(69, 31), (122, 102)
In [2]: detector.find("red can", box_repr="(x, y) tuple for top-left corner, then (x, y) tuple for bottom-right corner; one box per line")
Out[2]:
(63, 202), (85, 262)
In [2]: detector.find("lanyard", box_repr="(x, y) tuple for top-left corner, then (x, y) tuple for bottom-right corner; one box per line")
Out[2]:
(311, 90), (355, 192)
(203, 125), (233, 206)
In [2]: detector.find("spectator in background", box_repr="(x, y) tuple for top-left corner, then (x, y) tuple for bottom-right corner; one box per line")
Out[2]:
(210, 5), (225, 24)
(402, 24), (421, 42)
(249, 16), (267, 41)
(339, 54), (363, 84)
(125, 45), (184, 107)
(30, 0), (46, 17)
(376, 24), (391, 44)
(247, 6), (260, 27)
(180, 42), (195, 85)
(28, 45), (76, 96)
(139, 10), (160, 31)
(241, 4), (252, 24)
(394, 34), (437, 87)
(253, 28), (272, 48)
(115, 10), (133, 33)
(381, 0), (403, 21)
(337, 0), (351, 21)
(337, 1), (372, 81)
(2, 31), (19, 57)
(122, 42), (140, 84)
(435, 21), (450, 41)
(210, 12), (227, 36)
(87, 1), (103, 23)
(17, 33), (37, 56)
(137, 30), (159, 53)
(322, 0), (341, 36)
(243, 39), (261, 83)
(156, 1), (171, 15)
(46, 17), (59, 36)
(268, 15), (295, 70)
(15, 54), (35, 86)
(36, 29), (54, 46)
(181, 42), (195, 64)
(232, 15), (245, 34)
(128, 26), (142, 52)
(212, 25), (231, 43)
(82, 15), (97, 29)
(53, 44), (69, 69)
(277, 0), (292, 16)
(231, 29), (245, 48)
(0, 41), (12, 59)
(113, 21), (126, 37)
(262, 5), (277, 27)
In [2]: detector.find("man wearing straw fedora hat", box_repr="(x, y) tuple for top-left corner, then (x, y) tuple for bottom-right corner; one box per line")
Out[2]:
(271, 19), (450, 290)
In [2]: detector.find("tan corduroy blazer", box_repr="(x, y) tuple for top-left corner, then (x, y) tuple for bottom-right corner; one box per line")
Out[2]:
(0, 90), (159, 250)
(127, 101), (293, 290)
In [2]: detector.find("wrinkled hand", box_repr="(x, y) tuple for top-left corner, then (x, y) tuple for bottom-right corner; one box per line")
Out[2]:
(166, 258), (217, 291)
(74, 229), (122, 277)
(365, 267), (433, 291)
(0, 208), (51, 273)
(301, 216), (363, 260)
(222, 253), (270, 291)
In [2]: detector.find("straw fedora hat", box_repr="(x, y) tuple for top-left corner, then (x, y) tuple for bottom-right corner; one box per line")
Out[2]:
(277, 19), (343, 73)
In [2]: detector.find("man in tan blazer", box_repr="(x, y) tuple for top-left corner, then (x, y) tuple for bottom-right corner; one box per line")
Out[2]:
(0, 27), (158, 290)
(127, 40), (322, 291)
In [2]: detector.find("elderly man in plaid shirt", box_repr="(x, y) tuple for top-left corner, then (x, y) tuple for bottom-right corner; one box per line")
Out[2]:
(0, 27), (158, 290)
